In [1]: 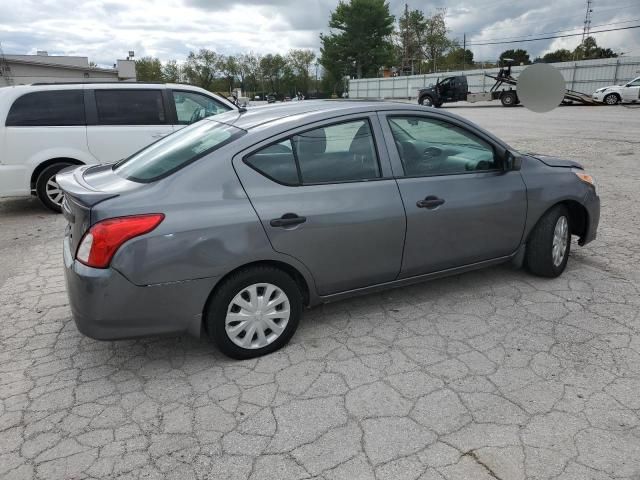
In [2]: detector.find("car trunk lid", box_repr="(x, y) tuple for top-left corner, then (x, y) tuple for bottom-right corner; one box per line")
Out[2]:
(57, 164), (139, 254)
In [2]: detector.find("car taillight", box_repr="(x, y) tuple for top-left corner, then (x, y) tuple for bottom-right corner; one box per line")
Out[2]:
(76, 214), (164, 268)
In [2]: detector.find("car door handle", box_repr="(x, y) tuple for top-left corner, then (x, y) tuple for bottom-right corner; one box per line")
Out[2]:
(416, 196), (445, 209)
(151, 132), (169, 139)
(270, 213), (306, 227)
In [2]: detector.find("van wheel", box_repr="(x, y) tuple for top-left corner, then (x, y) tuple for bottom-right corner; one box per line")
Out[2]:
(525, 205), (571, 278)
(206, 266), (303, 359)
(36, 162), (73, 213)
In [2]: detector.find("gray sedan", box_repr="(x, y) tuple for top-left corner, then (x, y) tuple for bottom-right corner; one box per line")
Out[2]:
(58, 101), (600, 359)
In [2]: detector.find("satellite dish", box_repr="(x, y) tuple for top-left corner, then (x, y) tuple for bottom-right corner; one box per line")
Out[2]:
(517, 63), (566, 113)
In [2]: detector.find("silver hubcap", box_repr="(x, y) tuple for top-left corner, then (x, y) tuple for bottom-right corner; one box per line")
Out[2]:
(423, 98), (432, 106)
(46, 177), (64, 205)
(225, 283), (290, 350)
(605, 95), (617, 105)
(552, 216), (569, 267)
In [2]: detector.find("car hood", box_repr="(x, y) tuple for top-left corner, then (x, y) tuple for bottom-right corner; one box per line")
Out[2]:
(526, 154), (583, 169)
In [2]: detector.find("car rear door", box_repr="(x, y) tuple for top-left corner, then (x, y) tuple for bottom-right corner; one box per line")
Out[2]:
(379, 111), (527, 277)
(86, 88), (174, 164)
(233, 113), (406, 296)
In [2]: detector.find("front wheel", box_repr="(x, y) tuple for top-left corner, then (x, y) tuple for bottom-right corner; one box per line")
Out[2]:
(603, 93), (619, 105)
(525, 205), (571, 278)
(419, 95), (434, 107)
(206, 266), (303, 359)
(36, 162), (73, 213)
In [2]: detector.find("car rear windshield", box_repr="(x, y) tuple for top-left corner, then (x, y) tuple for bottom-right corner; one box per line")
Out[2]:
(113, 120), (245, 182)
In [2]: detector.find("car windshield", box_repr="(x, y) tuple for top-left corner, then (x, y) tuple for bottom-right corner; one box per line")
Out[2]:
(113, 119), (245, 182)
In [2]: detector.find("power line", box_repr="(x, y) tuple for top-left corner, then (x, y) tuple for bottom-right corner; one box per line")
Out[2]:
(465, 24), (640, 46)
(459, 18), (640, 43)
(450, 3), (640, 37)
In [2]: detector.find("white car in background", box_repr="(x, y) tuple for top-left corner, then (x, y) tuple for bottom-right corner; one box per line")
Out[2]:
(592, 76), (640, 105)
(0, 82), (235, 211)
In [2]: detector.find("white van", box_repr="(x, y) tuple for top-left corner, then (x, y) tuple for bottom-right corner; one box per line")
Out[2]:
(0, 83), (235, 211)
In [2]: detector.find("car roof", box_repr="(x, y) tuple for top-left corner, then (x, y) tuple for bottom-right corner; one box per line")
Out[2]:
(210, 99), (453, 131)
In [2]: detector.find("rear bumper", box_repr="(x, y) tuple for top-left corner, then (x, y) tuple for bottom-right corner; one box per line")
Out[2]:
(63, 235), (218, 340)
(580, 188), (600, 246)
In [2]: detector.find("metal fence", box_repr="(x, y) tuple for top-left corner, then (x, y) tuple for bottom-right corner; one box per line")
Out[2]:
(349, 56), (640, 99)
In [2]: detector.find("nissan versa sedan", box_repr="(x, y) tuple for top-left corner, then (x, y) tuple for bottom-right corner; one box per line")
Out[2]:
(58, 101), (600, 359)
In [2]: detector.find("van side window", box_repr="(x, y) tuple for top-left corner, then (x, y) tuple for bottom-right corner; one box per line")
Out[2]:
(6, 90), (85, 127)
(95, 90), (166, 125)
(173, 91), (231, 125)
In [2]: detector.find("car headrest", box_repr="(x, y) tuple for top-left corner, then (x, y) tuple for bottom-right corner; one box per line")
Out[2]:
(349, 123), (372, 156)
(294, 128), (326, 158)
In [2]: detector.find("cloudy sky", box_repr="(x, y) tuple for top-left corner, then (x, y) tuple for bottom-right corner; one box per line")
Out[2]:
(1, 0), (638, 66)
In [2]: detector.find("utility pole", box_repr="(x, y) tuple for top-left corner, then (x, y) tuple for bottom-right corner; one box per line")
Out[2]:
(581, 0), (593, 44)
(463, 33), (466, 71)
(0, 42), (13, 86)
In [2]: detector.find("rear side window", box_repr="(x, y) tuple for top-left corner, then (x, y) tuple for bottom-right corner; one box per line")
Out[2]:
(6, 90), (85, 126)
(173, 91), (231, 124)
(113, 119), (245, 182)
(95, 89), (166, 125)
(245, 140), (299, 185)
(243, 119), (380, 186)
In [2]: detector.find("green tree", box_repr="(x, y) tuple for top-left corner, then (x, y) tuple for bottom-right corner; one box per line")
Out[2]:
(135, 57), (163, 82)
(320, 0), (395, 79)
(397, 6), (428, 74)
(260, 53), (287, 94)
(218, 55), (239, 93)
(540, 49), (573, 63)
(573, 36), (618, 60)
(499, 49), (531, 65)
(422, 9), (452, 72)
(182, 49), (222, 91)
(442, 46), (473, 70)
(288, 49), (316, 94)
(162, 60), (181, 82)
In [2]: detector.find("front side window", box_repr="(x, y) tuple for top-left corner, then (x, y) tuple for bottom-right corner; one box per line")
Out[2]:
(95, 89), (166, 125)
(173, 91), (231, 125)
(293, 119), (380, 183)
(626, 78), (640, 87)
(114, 120), (245, 182)
(388, 116), (497, 177)
(6, 90), (85, 126)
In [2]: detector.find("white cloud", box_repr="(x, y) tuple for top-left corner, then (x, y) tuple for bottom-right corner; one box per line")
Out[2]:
(0, 0), (638, 66)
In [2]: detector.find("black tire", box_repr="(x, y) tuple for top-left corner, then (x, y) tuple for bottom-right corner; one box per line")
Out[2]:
(419, 95), (434, 107)
(603, 93), (619, 105)
(206, 266), (303, 359)
(525, 205), (571, 278)
(36, 162), (73, 213)
(501, 91), (517, 107)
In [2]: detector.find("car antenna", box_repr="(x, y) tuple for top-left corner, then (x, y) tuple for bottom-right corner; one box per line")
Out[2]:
(230, 92), (247, 113)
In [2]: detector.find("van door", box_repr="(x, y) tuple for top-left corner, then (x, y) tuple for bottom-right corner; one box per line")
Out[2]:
(86, 89), (174, 164)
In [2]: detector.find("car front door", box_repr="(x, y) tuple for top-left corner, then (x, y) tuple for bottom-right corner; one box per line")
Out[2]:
(233, 115), (406, 295)
(622, 77), (640, 102)
(86, 88), (174, 164)
(380, 112), (527, 277)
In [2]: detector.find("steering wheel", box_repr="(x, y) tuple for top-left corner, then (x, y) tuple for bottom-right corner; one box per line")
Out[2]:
(190, 108), (205, 124)
(421, 146), (445, 170)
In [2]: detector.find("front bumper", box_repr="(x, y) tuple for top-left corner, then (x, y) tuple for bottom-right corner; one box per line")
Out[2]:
(592, 92), (607, 103)
(63, 235), (218, 340)
(580, 187), (600, 246)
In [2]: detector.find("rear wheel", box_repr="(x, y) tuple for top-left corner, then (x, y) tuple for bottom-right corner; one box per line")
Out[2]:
(206, 266), (303, 359)
(525, 205), (571, 278)
(36, 162), (73, 213)
(603, 93), (620, 105)
(501, 91), (517, 107)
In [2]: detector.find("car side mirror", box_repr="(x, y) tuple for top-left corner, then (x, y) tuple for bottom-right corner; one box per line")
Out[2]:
(504, 151), (522, 171)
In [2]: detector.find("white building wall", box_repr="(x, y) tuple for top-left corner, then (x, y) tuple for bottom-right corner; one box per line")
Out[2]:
(349, 57), (640, 99)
